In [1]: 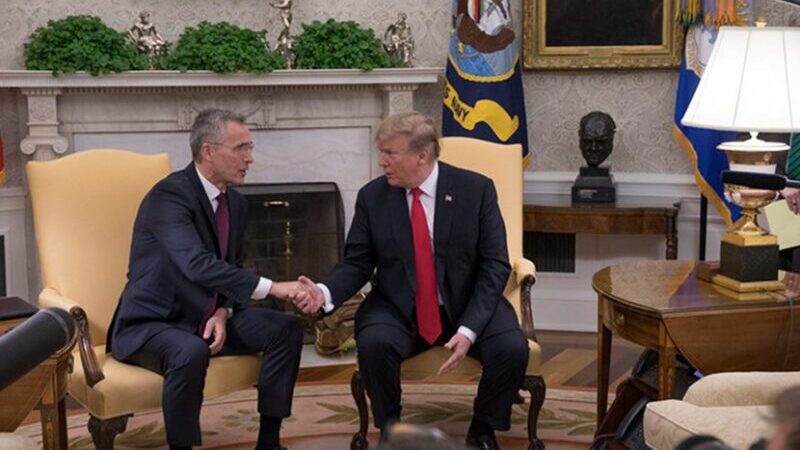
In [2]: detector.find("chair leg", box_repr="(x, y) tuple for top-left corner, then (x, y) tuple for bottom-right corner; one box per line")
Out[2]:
(521, 375), (546, 450)
(87, 414), (130, 450)
(350, 370), (370, 450)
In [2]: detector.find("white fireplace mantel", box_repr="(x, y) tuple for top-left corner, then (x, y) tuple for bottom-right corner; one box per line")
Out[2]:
(0, 68), (442, 161)
(0, 68), (442, 89)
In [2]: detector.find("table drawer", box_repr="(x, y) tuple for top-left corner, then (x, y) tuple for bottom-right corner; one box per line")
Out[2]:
(603, 300), (660, 349)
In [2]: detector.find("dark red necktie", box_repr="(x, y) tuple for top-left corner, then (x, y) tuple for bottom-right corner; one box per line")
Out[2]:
(410, 187), (441, 344)
(200, 192), (229, 333)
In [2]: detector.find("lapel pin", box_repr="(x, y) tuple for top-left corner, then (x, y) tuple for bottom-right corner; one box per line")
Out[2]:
(445, 194), (453, 202)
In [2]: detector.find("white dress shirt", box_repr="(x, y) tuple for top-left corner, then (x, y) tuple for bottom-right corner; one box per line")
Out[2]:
(196, 166), (272, 299)
(319, 162), (477, 343)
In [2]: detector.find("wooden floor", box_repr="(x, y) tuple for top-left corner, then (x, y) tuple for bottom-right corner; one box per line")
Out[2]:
(299, 330), (645, 392)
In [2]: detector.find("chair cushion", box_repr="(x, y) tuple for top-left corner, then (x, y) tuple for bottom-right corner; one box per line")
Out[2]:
(644, 400), (773, 450)
(683, 371), (800, 407)
(68, 347), (261, 419)
(399, 339), (542, 379)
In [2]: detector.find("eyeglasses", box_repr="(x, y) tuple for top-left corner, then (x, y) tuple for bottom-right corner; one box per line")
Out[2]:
(207, 142), (255, 154)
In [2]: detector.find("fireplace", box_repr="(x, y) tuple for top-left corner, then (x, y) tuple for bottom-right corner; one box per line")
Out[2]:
(234, 182), (345, 343)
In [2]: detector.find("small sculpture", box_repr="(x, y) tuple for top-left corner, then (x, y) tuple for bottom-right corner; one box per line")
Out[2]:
(572, 111), (617, 203)
(129, 11), (166, 57)
(270, 0), (296, 68)
(383, 13), (415, 66)
(579, 111), (616, 167)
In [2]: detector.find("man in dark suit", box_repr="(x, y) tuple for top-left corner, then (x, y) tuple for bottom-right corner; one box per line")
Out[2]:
(297, 112), (529, 450)
(108, 109), (307, 450)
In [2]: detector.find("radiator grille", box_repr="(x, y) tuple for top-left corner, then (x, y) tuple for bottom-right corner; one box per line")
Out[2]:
(523, 232), (575, 273)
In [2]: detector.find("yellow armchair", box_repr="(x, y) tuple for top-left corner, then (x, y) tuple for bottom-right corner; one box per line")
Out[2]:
(349, 137), (546, 450)
(27, 150), (261, 449)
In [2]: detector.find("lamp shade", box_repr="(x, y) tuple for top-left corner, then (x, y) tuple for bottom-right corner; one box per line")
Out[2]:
(681, 26), (800, 133)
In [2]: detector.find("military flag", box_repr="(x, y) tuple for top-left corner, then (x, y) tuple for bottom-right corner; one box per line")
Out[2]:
(442, 0), (529, 165)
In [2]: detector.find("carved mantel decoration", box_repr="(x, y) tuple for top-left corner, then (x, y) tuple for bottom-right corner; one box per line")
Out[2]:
(0, 68), (440, 162)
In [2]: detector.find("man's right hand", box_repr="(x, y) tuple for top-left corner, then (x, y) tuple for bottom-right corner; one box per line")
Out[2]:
(293, 276), (325, 314)
(270, 281), (308, 303)
(782, 187), (800, 214)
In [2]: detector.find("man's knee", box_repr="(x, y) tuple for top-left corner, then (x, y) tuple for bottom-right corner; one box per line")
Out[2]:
(272, 313), (304, 350)
(486, 331), (529, 368)
(167, 338), (210, 372)
(356, 327), (398, 359)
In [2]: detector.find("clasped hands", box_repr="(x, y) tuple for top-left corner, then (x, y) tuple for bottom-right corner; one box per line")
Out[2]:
(270, 277), (472, 375)
(270, 276), (325, 315)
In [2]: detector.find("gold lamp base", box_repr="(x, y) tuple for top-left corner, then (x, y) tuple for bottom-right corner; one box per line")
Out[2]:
(713, 134), (788, 294)
(711, 273), (784, 293)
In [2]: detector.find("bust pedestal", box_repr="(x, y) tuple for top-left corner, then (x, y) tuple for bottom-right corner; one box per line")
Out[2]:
(571, 166), (616, 203)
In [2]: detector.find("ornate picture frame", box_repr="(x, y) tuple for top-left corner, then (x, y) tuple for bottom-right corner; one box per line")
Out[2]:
(522, 0), (683, 70)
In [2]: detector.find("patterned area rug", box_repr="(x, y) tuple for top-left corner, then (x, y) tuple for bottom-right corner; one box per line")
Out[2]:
(17, 382), (597, 449)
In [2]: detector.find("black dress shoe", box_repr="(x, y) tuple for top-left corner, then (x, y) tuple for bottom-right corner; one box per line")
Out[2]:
(466, 431), (501, 450)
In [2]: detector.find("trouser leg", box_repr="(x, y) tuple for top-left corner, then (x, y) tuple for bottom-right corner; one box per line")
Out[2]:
(220, 307), (304, 418)
(124, 328), (210, 446)
(470, 329), (529, 431)
(355, 323), (417, 429)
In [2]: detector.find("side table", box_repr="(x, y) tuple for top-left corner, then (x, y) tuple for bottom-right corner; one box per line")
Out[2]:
(524, 195), (680, 260)
(0, 297), (75, 450)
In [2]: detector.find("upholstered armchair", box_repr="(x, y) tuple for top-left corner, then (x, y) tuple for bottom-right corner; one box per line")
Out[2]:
(644, 371), (800, 450)
(349, 137), (546, 450)
(27, 150), (262, 449)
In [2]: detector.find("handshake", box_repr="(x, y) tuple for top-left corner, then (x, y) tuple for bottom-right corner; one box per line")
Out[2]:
(269, 276), (326, 315)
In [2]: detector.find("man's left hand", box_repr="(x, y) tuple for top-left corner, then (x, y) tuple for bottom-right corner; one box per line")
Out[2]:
(438, 333), (472, 375)
(203, 308), (228, 355)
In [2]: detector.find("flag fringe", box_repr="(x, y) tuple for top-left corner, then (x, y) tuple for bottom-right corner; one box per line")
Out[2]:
(673, 124), (733, 227)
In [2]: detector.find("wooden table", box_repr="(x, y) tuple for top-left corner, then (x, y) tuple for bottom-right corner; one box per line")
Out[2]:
(593, 261), (800, 426)
(0, 297), (75, 450)
(523, 195), (680, 259)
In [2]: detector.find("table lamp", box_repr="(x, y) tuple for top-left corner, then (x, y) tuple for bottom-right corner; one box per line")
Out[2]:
(681, 25), (800, 292)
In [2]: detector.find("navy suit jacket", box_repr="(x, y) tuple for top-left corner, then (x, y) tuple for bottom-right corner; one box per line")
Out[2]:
(108, 163), (259, 360)
(323, 162), (519, 341)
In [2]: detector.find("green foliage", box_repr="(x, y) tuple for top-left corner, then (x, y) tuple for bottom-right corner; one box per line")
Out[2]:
(294, 19), (399, 70)
(165, 21), (286, 73)
(24, 15), (149, 75)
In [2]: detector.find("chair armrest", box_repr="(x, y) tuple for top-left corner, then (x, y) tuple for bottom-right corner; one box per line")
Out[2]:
(511, 257), (538, 342)
(38, 288), (105, 387)
(683, 371), (800, 407)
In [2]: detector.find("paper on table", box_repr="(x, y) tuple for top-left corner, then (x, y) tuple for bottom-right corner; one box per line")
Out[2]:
(764, 199), (800, 250)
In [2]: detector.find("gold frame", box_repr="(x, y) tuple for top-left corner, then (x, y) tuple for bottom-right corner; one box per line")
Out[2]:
(523, 0), (683, 70)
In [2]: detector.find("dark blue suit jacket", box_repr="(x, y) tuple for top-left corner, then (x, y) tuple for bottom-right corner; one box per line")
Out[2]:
(108, 163), (259, 360)
(323, 162), (518, 341)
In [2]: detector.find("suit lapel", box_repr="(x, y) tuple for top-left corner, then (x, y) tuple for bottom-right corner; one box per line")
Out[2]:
(433, 162), (455, 288)
(185, 164), (221, 256)
(388, 185), (417, 293)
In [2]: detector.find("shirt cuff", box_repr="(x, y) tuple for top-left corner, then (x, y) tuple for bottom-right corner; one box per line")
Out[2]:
(252, 277), (272, 300)
(318, 283), (335, 313)
(457, 326), (476, 344)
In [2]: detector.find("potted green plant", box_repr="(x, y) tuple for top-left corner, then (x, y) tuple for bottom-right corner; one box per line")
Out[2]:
(165, 21), (286, 73)
(294, 19), (399, 70)
(24, 15), (149, 75)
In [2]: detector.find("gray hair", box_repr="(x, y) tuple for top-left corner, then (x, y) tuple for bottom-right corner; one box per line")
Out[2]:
(376, 111), (440, 158)
(189, 109), (247, 161)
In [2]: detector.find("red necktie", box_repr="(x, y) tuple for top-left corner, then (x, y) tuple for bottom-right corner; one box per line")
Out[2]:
(410, 187), (441, 344)
(200, 192), (229, 333)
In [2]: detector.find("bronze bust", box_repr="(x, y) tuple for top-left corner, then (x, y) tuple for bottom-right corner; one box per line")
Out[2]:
(579, 111), (616, 168)
(572, 111), (617, 203)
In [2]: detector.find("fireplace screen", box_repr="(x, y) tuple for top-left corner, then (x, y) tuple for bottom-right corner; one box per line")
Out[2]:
(234, 182), (345, 343)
